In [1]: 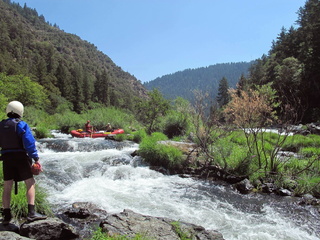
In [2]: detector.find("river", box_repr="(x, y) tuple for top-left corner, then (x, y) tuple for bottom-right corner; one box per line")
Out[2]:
(35, 131), (320, 240)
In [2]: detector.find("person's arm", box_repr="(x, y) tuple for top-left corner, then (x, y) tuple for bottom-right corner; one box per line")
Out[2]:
(17, 121), (39, 160)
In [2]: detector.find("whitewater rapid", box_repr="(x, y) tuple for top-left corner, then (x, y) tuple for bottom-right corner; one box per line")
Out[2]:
(34, 131), (319, 240)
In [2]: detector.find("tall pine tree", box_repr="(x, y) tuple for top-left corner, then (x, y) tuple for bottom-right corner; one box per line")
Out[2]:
(216, 77), (229, 107)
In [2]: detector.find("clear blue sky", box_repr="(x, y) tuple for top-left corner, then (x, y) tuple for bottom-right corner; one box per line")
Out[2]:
(13, 0), (306, 82)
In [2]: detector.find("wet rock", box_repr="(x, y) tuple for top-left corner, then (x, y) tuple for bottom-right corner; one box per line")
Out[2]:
(299, 195), (320, 206)
(277, 188), (292, 196)
(64, 207), (91, 219)
(224, 175), (247, 184)
(307, 123), (320, 135)
(157, 141), (198, 155)
(100, 209), (224, 240)
(131, 150), (139, 157)
(20, 218), (78, 240)
(150, 166), (169, 174)
(0, 222), (19, 233)
(234, 179), (254, 194)
(71, 202), (108, 217)
(261, 183), (275, 193)
(290, 124), (311, 135)
(58, 202), (108, 238)
(0, 231), (31, 240)
(302, 194), (314, 200)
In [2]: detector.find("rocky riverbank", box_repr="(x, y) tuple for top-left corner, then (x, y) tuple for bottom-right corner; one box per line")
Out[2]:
(155, 140), (320, 213)
(0, 202), (224, 240)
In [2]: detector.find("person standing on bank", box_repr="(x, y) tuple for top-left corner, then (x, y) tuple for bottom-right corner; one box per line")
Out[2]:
(0, 101), (47, 225)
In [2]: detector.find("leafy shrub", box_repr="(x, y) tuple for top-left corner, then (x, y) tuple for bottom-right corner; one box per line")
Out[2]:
(228, 131), (247, 146)
(249, 170), (266, 186)
(282, 134), (320, 152)
(284, 158), (307, 174)
(131, 129), (147, 143)
(53, 110), (84, 133)
(163, 114), (188, 139)
(138, 132), (167, 163)
(33, 126), (53, 138)
(300, 147), (320, 157)
(139, 133), (184, 171)
(113, 133), (127, 142)
(293, 174), (320, 196)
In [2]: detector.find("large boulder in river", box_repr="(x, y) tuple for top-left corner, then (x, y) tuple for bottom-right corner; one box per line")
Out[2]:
(100, 209), (224, 240)
(19, 218), (78, 240)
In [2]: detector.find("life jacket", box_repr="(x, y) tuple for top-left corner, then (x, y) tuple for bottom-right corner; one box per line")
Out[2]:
(0, 118), (25, 152)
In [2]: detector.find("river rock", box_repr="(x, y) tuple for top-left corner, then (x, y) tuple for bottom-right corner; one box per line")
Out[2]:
(0, 231), (31, 240)
(0, 222), (19, 233)
(234, 178), (254, 194)
(277, 188), (292, 196)
(100, 209), (224, 240)
(65, 202), (108, 220)
(299, 195), (320, 206)
(19, 217), (78, 240)
(261, 183), (275, 193)
(58, 202), (108, 238)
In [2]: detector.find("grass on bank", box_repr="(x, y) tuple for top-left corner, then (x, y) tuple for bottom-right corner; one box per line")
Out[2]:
(0, 165), (53, 220)
(212, 131), (320, 196)
(138, 132), (184, 171)
(90, 228), (151, 240)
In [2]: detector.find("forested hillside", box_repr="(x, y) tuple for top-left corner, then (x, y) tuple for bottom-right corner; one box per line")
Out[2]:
(246, 0), (320, 123)
(143, 62), (252, 103)
(0, 0), (147, 114)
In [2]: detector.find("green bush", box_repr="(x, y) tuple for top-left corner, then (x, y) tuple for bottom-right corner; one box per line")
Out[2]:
(138, 132), (168, 164)
(113, 133), (126, 142)
(282, 134), (320, 152)
(293, 174), (320, 196)
(139, 132), (184, 171)
(284, 158), (308, 174)
(229, 131), (247, 146)
(131, 129), (147, 143)
(163, 113), (189, 139)
(299, 147), (320, 157)
(33, 126), (53, 138)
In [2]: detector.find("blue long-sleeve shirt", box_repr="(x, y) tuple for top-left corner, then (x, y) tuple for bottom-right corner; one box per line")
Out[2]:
(0, 118), (39, 159)
(18, 120), (39, 159)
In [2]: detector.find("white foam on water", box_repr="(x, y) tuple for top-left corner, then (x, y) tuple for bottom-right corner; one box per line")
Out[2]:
(36, 133), (319, 240)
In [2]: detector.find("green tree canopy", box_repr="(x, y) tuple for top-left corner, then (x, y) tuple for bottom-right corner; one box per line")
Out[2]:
(248, 0), (320, 122)
(0, 73), (49, 110)
(136, 89), (171, 133)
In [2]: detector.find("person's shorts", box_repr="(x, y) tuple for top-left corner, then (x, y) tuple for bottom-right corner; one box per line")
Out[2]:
(2, 152), (33, 181)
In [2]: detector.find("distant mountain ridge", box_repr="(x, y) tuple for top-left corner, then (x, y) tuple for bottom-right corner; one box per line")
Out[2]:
(144, 62), (253, 103)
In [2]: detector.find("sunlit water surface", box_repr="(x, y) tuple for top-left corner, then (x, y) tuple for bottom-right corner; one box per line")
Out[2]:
(34, 131), (320, 240)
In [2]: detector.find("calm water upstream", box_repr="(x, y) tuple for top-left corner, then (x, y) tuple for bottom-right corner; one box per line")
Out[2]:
(35, 131), (320, 240)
